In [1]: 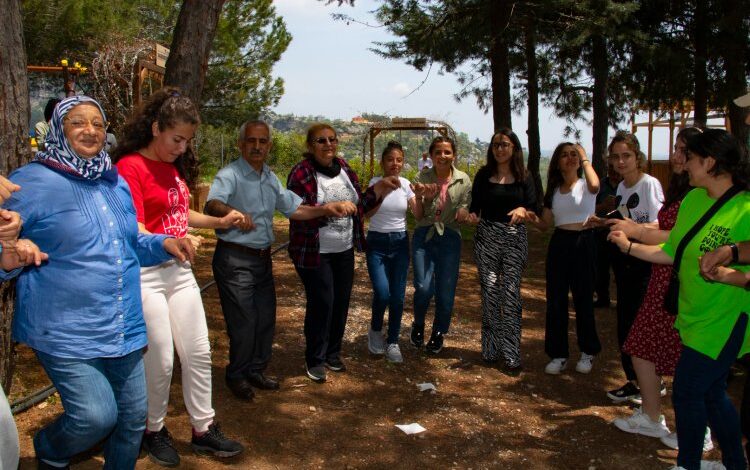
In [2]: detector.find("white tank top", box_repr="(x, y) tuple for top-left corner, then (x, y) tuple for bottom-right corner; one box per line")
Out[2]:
(551, 179), (596, 226)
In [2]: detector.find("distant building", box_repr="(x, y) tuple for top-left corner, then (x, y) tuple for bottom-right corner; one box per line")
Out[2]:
(351, 116), (373, 125)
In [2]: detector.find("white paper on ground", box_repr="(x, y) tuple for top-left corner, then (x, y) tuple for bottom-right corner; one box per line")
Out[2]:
(416, 382), (436, 392)
(395, 423), (426, 434)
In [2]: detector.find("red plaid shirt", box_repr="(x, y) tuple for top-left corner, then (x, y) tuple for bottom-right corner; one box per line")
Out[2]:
(286, 157), (378, 268)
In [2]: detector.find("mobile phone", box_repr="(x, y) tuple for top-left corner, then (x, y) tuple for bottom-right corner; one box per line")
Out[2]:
(605, 205), (629, 220)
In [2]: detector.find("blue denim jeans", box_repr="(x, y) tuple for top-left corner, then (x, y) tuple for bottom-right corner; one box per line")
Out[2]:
(412, 225), (462, 335)
(34, 348), (147, 469)
(366, 230), (410, 344)
(673, 314), (748, 470)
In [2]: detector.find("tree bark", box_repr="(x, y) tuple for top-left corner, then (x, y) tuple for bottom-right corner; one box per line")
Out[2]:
(692, 0), (708, 127)
(523, 17), (543, 204)
(0, 0), (31, 393)
(488, 0), (512, 130)
(718, 0), (749, 145)
(590, 33), (609, 176)
(163, 0), (226, 104)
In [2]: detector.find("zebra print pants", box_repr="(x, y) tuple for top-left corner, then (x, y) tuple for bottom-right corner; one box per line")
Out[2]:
(473, 219), (528, 367)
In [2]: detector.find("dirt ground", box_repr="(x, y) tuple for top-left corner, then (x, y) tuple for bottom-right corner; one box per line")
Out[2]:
(9, 222), (743, 469)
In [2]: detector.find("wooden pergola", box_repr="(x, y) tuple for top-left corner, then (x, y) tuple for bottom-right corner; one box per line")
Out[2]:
(362, 118), (456, 180)
(27, 60), (87, 97)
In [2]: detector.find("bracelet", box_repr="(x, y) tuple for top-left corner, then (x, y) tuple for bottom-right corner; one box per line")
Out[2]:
(581, 159), (590, 165)
(626, 241), (633, 255)
(729, 243), (739, 263)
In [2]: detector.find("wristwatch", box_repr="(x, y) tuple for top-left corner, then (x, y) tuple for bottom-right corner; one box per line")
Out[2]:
(729, 243), (739, 264)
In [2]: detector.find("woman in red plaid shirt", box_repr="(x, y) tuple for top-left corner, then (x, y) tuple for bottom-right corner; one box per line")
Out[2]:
(286, 123), (399, 383)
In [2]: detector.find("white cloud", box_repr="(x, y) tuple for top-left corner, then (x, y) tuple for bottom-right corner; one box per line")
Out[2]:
(391, 82), (411, 97)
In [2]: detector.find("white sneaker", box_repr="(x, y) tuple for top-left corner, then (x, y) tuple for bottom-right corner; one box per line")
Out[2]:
(575, 353), (594, 374)
(699, 462), (726, 470)
(385, 343), (403, 363)
(612, 407), (670, 437)
(367, 328), (386, 355)
(660, 427), (714, 452)
(544, 358), (567, 375)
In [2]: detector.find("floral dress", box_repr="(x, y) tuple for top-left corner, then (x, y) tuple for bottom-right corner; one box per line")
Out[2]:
(622, 200), (682, 375)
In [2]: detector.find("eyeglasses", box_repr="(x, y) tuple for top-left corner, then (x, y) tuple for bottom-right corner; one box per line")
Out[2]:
(313, 136), (338, 145)
(492, 142), (513, 150)
(64, 117), (107, 132)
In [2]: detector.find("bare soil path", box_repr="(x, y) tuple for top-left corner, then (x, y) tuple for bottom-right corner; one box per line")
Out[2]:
(11, 222), (741, 469)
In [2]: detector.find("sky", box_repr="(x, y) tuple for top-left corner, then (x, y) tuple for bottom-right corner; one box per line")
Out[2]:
(271, 0), (675, 157)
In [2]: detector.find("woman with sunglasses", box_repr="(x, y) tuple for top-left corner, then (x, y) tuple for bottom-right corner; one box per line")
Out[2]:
(609, 128), (750, 470)
(467, 128), (536, 373)
(287, 124), (398, 383)
(588, 131), (664, 403)
(610, 128), (713, 450)
(113, 88), (244, 466)
(526, 143), (600, 376)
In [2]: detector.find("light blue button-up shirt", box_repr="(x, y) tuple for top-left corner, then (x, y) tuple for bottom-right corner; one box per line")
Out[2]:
(207, 158), (301, 249)
(1, 162), (172, 359)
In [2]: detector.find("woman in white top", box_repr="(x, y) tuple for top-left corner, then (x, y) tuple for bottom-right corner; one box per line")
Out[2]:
(528, 143), (601, 375)
(365, 141), (429, 363)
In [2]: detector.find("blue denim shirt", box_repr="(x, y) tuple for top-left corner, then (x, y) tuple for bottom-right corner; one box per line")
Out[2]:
(207, 158), (301, 249)
(1, 162), (172, 359)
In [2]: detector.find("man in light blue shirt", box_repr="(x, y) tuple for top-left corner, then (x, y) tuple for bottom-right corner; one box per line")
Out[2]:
(205, 121), (353, 399)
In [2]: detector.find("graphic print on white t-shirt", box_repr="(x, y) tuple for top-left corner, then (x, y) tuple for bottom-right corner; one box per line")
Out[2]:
(317, 171), (358, 252)
(161, 176), (189, 237)
(614, 174), (663, 224)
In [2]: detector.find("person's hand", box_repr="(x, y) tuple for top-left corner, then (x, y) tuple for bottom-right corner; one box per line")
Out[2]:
(164, 237), (195, 264)
(373, 176), (401, 199)
(411, 183), (438, 200)
(465, 212), (481, 225)
(324, 201), (357, 217)
(1, 239), (48, 270)
(0, 210), (22, 241)
(455, 208), (470, 223)
(507, 207), (527, 225)
(185, 233), (204, 250)
(699, 244), (733, 277)
(525, 210), (540, 224)
(0, 176), (20, 205)
(606, 217), (638, 237)
(236, 212), (256, 232)
(218, 209), (246, 229)
(575, 144), (589, 163)
(607, 230), (630, 253)
(583, 215), (606, 229)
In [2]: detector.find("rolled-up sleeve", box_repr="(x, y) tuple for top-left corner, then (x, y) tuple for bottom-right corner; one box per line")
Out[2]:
(206, 169), (234, 205)
(275, 177), (302, 218)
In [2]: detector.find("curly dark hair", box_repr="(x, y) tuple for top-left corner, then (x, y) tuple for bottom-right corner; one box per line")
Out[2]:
(111, 87), (200, 186)
(543, 142), (579, 209)
(381, 140), (404, 160)
(686, 128), (749, 189)
(481, 128), (526, 181)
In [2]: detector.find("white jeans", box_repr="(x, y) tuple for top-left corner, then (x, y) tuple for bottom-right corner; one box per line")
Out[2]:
(141, 261), (214, 433)
(0, 385), (19, 470)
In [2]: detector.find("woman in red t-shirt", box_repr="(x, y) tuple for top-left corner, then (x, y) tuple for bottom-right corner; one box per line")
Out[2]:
(112, 88), (244, 466)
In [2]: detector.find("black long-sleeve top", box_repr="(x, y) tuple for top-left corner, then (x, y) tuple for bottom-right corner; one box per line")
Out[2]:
(469, 167), (538, 223)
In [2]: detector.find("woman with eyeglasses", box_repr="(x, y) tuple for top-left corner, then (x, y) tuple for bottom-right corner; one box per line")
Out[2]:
(467, 128), (536, 374)
(409, 135), (472, 355)
(587, 131), (664, 403)
(1, 95), (195, 469)
(287, 124), (398, 383)
(609, 128), (713, 450)
(609, 128), (750, 470)
(526, 143), (600, 376)
(113, 88), (244, 466)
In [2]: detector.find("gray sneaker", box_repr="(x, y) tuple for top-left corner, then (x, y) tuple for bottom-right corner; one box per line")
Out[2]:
(385, 343), (403, 363)
(368, 328), (386, 355)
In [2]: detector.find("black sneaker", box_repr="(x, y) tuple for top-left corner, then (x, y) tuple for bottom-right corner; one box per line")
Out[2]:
(305, 363), (327, 383)
(410, 324), (424, 348)
(606, 382), (640, 403)
(630, 380), (668, 404)
(324, 357), (346, 372)
(425, 331), (444, 354)
(143, 427), (180, 467)
(191, 423), (244, 458)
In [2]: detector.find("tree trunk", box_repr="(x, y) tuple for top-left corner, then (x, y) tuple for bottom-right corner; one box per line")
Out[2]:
(0, 0), (31, 393)
(488, 0), (512, 130)
(524, 18), (543, 204)
(163, 0), (226, 104)
(692, 0), (708, 127)
(590, 34), (609, 176)
(718, 0), (749, 145)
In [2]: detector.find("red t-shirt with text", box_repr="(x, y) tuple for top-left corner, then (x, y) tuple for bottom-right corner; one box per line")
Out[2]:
(116, 153), (189, 237)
